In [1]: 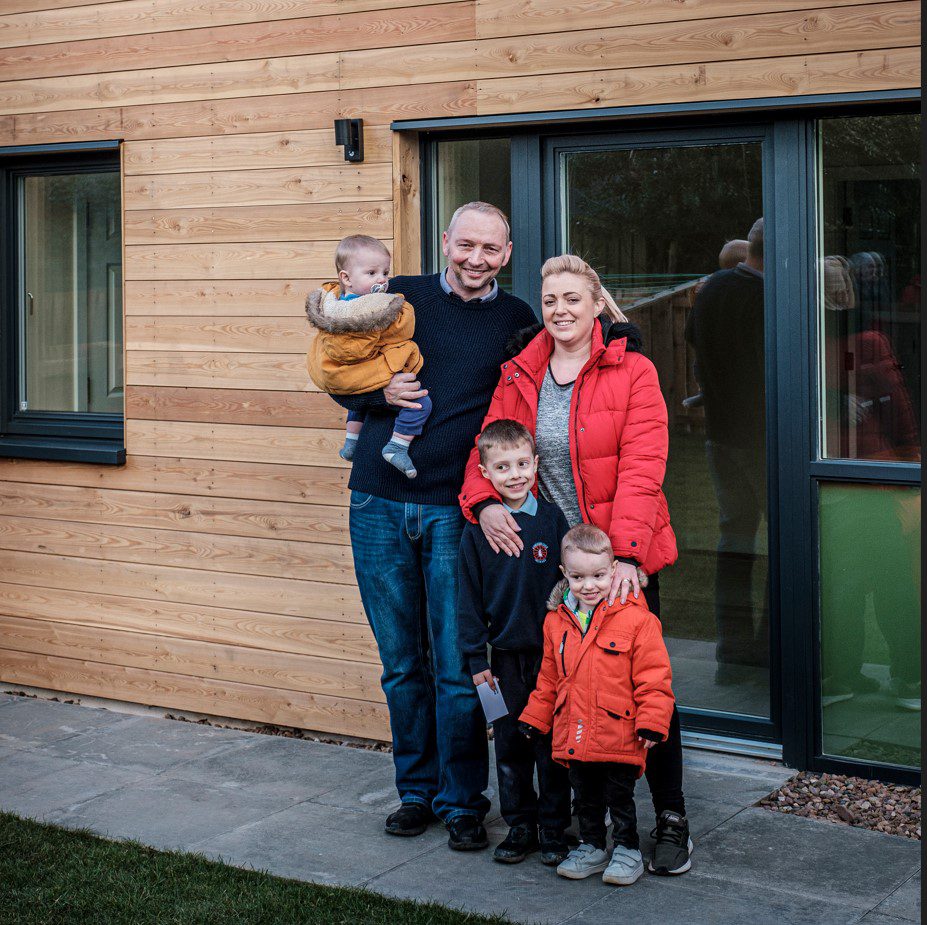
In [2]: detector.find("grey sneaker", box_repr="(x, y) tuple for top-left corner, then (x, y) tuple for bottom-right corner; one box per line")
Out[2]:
(556, 843), (610, 880)
(602, 845), (644, 885)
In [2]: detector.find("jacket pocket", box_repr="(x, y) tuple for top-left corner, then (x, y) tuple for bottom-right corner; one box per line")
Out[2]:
(594, 634), (632, 656)
(594, 690), (637, 754)
(551, 689), (569, 752)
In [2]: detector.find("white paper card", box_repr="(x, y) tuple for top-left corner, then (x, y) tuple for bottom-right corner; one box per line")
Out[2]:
(476, 680), (508, 723)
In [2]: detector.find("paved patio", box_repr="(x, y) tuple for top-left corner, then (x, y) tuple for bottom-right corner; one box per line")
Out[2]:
(0, 694), (919, 924)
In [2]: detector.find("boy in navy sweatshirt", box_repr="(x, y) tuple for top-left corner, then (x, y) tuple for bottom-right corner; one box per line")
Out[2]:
(457, 419), (573, 866)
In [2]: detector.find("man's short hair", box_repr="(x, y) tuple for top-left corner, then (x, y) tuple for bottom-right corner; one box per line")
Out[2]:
(561, 523), (612, 559)
(747, 218), (764, 260)
(477, 419), (534, 464)
(719, 239), (748, 270)
(446, 201), (511, 243)
(335, 235), (391, 273)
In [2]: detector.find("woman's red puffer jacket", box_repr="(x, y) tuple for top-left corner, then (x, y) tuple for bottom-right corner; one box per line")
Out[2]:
(459, 320), (678, 575)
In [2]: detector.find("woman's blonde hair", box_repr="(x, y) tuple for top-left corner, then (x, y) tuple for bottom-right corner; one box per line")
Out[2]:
(540, 254), (628, 323)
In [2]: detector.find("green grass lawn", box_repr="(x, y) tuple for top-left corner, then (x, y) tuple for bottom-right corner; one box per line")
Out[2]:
(0, 813), (509, 925)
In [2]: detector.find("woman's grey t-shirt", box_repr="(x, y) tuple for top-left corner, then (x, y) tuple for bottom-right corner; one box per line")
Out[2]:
(536, 367), (583, 527)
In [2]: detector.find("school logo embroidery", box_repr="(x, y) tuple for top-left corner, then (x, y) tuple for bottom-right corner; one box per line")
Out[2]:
(532, 542), (549, 564)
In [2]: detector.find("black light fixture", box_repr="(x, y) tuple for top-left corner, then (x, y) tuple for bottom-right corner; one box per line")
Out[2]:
(334, 118), (364, 163)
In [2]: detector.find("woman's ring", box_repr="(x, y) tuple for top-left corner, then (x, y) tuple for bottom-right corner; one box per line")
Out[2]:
(621, 578), (631, 585)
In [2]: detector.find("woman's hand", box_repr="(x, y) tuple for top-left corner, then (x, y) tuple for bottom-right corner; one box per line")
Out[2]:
(478, 503), (524, 557)
(384, 372), (428, 410)
(609, 560), (640, 605)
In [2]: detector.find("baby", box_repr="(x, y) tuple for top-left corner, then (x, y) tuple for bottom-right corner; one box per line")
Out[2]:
(305, 235), (432, 478)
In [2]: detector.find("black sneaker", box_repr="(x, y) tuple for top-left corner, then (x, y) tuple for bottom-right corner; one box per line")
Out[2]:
(447, 815), (489, 851)
(538, 828), (576, 866)
(493, 824), (539, 864)
(648, 810), (693, 875)
(385, 803), (430, 837)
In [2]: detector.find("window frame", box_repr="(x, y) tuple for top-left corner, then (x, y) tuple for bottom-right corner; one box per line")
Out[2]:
(0, 146), (125, 464)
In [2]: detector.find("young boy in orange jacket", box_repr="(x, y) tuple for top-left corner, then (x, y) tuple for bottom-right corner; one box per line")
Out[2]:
(520, 523), (679, 886)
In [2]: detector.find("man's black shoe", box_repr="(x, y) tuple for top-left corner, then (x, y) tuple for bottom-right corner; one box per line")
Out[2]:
(492, 824), (539, 864)
(538, 827), (576, 866)
(447, 815), (489, 851)
(385, 803), (430, 837)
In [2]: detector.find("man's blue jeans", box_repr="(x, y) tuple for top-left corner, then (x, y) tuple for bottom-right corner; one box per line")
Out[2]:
(349, 491), (490, 821)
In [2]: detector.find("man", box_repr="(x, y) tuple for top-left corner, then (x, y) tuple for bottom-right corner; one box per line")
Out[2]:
(345, 202), (536, 850)
(685, 218), (768, 682)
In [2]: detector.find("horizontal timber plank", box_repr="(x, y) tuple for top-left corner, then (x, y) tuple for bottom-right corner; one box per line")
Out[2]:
(125, 317), (310, 353)
(0, 482), (350, 546)
(343, 2), (918, 88)
(124, 166), (392, 211)
(126, 350), (314, 390)
(0, 582), (379, 663)
(0, 456), (349, 505)
(9, 81), (476, 145)
(0, 648), (390, 740)
(0, 515), (355, 583)
(0, 0), (447, 48)
(0, 4), (473, 81)
(125, 386), (346, 429)
(0, 549), (365, 622)
(125, 420), (345, 467)
(1, 0), (113, 14)
(125, 241), (380, 280)
(475, 46), (919, 114)
(123, 128), (392, 175)
(476, 0), (907, 38)
(0, 615), (383, 702)
(125, 280), (321, 316)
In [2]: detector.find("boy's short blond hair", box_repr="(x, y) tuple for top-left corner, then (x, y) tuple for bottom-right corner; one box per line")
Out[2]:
(477, 419), (535, 465)
(561, 523), (613, 559)
(335, 235), (391, 273)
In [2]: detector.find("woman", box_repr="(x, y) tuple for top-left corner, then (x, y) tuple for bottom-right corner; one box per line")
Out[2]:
(459, 254), (691, 876)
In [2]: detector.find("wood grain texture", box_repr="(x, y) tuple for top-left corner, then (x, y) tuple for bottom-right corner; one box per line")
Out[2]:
(125, 280), (320, 316)
(0, 4), (474, 81)
(0, 456), (350, 505)
(0, 648), (390, 740)
(123, 127), (393, 175)
(0, 515), (355, 583)
(125, 317), (311, 353)
(476, 46), (920, 114)
(0, 582), (378, 663)
(125, 351), (313, 390)
(125, 386), (347, 428)
(392, 130), (422, 276)
(125, 420), (346, 467)
(0, 549), (365, 622)
(0, 482), (350, 546)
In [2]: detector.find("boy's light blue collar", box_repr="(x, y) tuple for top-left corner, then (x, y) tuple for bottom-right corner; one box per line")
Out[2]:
(502, 492), (537, 517)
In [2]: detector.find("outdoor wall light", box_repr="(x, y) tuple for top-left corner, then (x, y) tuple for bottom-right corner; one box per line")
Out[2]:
(334, 118), (364, 163)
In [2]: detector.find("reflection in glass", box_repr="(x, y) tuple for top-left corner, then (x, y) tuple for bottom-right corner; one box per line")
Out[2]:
(561, 143), (768, 718)
(432, 138), (512, 290)
(819, 114), (921, 461)
(819, 483), (920, 768)
(20, 171), (123, 415)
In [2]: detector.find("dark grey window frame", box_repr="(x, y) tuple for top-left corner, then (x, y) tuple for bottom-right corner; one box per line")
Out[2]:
(410, 92), (921, 784)
(0, 141), (125, 465)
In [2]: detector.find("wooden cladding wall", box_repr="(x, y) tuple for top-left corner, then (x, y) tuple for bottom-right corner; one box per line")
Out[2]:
(0, 0), (919, 739)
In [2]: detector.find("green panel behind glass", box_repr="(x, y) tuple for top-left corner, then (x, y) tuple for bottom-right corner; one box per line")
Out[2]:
(819, 483), (920, 768)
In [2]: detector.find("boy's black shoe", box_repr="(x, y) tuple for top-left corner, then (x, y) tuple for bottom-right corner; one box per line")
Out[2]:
(492, 824), (539, 864)
(648, 810), (693, 875)
(447, 815), (489, 851)
(538, 828), (576, 866)
(385, 803), (431, 837)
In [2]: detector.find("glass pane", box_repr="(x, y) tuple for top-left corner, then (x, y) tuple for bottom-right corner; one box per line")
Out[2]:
(19, 171), (123, 415)
(818, 114), (921, 462)
(433, 138), (512, 290)
(561, 143), (769, 718)
(819, 483), (920, 768)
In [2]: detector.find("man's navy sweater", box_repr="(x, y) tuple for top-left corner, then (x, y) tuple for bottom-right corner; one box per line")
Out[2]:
(344, 273), (536, 506)
(457, 496), (570, 676)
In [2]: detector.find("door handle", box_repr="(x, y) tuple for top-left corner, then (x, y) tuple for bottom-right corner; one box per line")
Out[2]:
(26, 291), (34, 316)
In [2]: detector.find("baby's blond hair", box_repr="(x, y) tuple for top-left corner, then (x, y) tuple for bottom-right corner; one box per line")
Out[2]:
(334, 235), (391, 273)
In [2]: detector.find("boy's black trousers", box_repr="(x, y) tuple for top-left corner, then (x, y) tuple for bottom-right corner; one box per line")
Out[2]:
(569, 761), (640, 850)
(490, 649), (572, 833)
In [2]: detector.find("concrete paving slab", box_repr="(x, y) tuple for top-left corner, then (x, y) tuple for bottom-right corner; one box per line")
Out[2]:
(0, 698), (137, 751)
(47, 775), (291, 852)
(192, 799), (448, 887)
(857, 914), (920, 924)
(871, 871), (921, 923)
(687, 808), (920, 911)
(569, 871), (866, 925)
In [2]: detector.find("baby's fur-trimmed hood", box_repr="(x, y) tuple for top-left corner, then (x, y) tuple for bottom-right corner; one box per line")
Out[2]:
(305, 282), (406, 334)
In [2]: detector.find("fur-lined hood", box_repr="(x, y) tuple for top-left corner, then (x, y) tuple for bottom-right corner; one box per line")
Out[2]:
(305, 282), (406, 335)
(503, 317), (644, 361)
